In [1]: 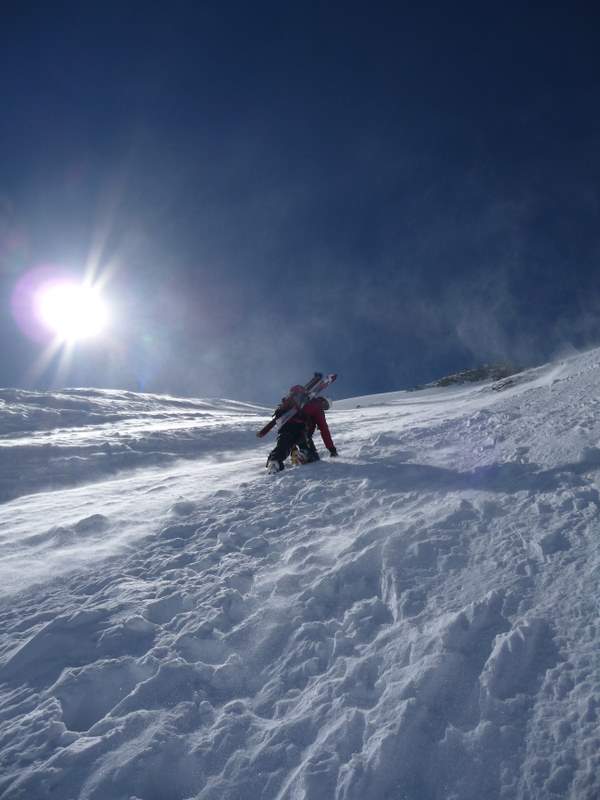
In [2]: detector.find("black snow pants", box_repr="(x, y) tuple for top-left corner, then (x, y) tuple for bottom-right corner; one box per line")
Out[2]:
(268, 421), (319, 465)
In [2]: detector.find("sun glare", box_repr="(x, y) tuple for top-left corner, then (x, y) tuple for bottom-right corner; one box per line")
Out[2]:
(35, 281), (109, 342)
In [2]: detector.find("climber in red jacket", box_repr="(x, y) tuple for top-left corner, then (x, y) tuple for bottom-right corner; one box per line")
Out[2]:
(267, 395), (338, 472)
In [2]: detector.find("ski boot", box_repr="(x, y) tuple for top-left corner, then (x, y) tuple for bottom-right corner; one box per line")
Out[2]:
(266, 457), (284, 474)
(300, 446), (319, 464)
(291, 445), (310, 465)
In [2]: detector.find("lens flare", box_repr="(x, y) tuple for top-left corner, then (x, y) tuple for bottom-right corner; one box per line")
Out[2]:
(34, 281), (108, 342)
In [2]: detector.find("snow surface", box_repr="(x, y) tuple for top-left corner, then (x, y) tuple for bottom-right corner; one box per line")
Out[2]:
(2, 350), (600, 799)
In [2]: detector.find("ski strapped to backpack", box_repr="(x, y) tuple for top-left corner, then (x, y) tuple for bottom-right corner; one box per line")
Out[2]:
(256, 372), (337, 438)
(256, 372), (323, 438)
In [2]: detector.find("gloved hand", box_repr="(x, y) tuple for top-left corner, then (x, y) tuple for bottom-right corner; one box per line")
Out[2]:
(329, 447), (338, 457)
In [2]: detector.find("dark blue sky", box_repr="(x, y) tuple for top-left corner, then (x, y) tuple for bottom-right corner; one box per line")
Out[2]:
(2, 3), (599, 402)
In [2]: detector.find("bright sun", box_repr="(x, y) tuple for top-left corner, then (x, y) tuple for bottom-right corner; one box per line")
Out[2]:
(35, 281), (109, 342)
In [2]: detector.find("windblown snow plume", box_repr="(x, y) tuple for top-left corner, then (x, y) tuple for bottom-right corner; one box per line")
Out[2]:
(2, 351), (600, 799)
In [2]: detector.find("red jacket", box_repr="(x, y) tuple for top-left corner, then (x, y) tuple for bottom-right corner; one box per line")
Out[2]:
(297, 399), (335, 451)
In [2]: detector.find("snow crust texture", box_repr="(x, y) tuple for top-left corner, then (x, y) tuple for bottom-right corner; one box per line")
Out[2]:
(2, 352), (600, 799)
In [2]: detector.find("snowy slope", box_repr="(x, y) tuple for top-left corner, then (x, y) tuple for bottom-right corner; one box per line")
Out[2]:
(1, 351), (600, 799)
